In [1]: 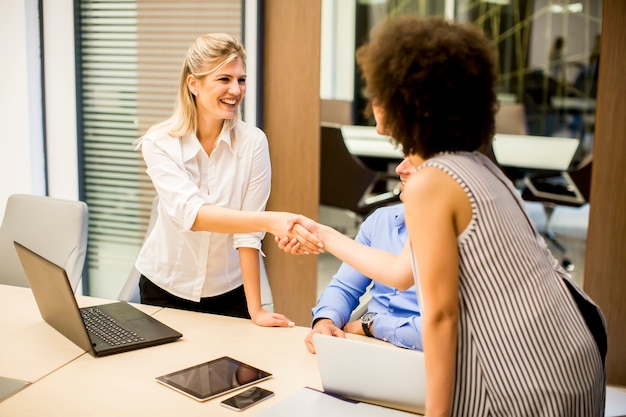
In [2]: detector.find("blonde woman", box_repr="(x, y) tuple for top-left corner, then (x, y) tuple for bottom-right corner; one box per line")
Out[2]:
(135, 33), (320, 327)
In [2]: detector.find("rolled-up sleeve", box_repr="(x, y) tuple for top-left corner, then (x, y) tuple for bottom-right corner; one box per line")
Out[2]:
(312, 263), (371, 328)
(232, 130), (271, 250)
(371, 312), (423, 351)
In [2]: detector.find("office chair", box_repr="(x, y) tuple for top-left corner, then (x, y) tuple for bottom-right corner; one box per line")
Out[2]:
(521, 154), (592, 271)
(0, 194), (88, 291)
(491, 103), (530, 185)
(495, 103), (528, 135)
(320, 123), (401, 230)
(119, 196), (274, 312)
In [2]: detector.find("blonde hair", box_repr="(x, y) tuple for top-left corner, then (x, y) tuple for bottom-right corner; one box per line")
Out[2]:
(141, 33), (246, 141)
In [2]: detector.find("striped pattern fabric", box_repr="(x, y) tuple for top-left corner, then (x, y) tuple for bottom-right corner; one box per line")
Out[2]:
(419, 152), (605, 416)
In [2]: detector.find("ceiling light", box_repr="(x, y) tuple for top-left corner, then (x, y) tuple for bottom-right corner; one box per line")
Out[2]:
(549, 3), (583, 13)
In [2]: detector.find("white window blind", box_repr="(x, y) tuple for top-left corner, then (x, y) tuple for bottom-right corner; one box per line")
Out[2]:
(78, 0), (242, 298)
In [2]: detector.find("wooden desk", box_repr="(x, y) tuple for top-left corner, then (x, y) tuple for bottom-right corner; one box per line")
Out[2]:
(0, 296), (321, 416)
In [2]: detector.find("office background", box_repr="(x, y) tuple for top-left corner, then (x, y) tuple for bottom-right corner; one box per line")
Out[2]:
(2, 0), (624, 385)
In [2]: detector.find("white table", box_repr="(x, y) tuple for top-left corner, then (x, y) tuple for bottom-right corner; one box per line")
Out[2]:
(341, 125), (403, 160)
(341, 125), (580, 172)
(492, 133), (579, 171)
(2, 284), (625, 416)
(0, 286), (323, 416)
(0, 284), (162, 382)
(551, 96), (596, 112)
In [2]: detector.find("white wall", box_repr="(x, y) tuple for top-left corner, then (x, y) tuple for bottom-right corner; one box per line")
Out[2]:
(0, 0), (78, 219)
(41, 0), (79, 200)
(0, 0), (44, 216)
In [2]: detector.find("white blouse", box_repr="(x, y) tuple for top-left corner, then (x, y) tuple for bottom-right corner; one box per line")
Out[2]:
(135, 120), (271, 301)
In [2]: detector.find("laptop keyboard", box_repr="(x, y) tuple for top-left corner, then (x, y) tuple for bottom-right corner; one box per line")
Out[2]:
(81, 307), (146, 346)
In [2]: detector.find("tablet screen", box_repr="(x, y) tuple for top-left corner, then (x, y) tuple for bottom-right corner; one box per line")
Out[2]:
(156, 356), (272, 401)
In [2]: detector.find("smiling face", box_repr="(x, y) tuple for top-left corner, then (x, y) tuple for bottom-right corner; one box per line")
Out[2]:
(188, 57), (247, 122)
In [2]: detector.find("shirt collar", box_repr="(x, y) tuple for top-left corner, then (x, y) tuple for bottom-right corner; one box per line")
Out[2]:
(394, 205), (406, 231)
(179, 122), (236, 161)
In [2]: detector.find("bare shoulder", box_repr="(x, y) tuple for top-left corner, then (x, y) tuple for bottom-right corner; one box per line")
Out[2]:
(404, 165), (460, 199)
(405, 165), (472, 233)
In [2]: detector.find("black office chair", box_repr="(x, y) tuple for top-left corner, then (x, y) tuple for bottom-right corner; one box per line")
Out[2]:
(320, 123), (401, 229)
(521, 154), (593, 271)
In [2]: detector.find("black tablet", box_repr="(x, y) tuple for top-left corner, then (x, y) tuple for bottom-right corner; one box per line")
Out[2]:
(155, 356), (272, 402)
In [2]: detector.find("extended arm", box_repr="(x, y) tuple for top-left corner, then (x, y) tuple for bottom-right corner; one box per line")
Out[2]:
(193, 208), (322, 254)
(141, 136), (323, 253)
(315, 225), (414, 291)
(403, 167), (462, 417)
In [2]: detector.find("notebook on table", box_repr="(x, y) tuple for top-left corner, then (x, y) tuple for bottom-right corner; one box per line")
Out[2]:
(13, 241), (182, 357)
(313, 333), (427, 415)
(255, 386), (417, 417)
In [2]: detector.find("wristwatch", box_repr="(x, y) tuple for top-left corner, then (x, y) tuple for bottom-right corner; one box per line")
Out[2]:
(361, 312), (377, 337)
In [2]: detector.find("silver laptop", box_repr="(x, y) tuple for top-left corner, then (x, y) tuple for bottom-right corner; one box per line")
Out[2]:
(313, 333), (427, 414)
(14, 241), (182, 357)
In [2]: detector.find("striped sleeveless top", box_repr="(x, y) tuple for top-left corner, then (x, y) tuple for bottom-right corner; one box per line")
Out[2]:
(416, 151), (605, 416)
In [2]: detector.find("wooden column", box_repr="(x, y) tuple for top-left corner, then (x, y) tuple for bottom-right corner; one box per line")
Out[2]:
(583, 0), (626, 386)
(261, 0), (321, 325)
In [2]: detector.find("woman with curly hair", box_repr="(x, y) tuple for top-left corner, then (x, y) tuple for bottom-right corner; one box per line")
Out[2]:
(283, 16), (606, 416)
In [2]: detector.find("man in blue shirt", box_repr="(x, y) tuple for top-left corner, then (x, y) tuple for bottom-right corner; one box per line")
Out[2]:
(304, 158), (422, 353)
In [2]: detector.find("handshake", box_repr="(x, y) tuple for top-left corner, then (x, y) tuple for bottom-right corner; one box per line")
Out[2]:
(269, 213), (327, 256)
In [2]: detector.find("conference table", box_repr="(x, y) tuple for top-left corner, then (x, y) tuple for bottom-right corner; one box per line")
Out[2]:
(3, 282), (626, 416)
(551, 96), (596, 112)
(341, 125), (581, 172)
(0, 284), (325, 416)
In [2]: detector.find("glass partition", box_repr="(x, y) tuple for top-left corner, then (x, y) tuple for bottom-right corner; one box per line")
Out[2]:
(322, 0), (602, 160)
(320, 0), (601, 283)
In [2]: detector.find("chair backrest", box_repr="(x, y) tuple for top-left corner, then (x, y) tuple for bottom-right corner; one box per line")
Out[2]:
(522, 153), (593, 208)
(320, 123), (380, 215)
(0, 194), (88, 291)
(495, 103), (528, 135)
(119, 196), (274, 311)
(320, 99), (353, 125)
(569, 153), (593, 202)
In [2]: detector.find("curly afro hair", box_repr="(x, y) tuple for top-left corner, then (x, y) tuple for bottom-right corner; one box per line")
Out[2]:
(356, 16), (498, 158)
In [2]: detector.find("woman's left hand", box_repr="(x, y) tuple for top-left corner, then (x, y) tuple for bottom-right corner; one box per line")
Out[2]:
(250, 308), (295, 328)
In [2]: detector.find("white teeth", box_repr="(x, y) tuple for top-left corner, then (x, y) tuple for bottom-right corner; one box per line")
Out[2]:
(222, 99), (236, 105)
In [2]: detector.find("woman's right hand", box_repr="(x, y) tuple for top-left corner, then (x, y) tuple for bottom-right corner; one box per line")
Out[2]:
(275, 230), (308, 255)
(268, 213), (323, 255)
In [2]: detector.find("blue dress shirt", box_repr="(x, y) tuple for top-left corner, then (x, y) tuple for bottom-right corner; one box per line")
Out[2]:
(312, 204), (423, 350)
